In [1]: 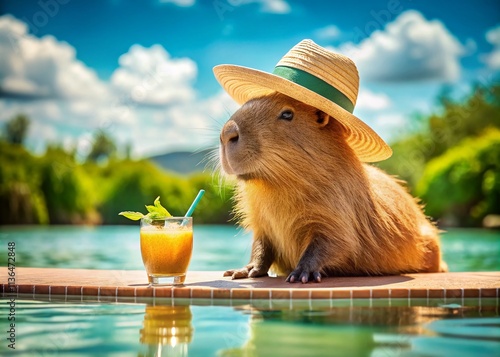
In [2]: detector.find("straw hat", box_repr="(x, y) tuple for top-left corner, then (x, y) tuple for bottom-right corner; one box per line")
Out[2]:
(213, 39), (392, 162)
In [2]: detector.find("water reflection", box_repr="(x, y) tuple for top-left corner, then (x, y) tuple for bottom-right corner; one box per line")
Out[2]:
(218, 304), (500, 357)
(139, 304), (193, 357)
(133, 300), (499, 357)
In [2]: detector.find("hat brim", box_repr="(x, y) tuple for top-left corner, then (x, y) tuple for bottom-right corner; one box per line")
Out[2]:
(213, 64), (392, 162)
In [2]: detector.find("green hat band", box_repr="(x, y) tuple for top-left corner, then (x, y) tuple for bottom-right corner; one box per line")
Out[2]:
(272, 66), (354, 113)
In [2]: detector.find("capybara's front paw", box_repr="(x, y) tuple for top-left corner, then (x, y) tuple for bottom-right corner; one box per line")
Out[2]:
(223, 264), (268, 279)
(223, 267), (250, 279)
(286, 268), (322, 284)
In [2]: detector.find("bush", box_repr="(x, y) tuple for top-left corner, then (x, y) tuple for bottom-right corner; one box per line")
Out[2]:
(378, 84), (500, 190)
(0, 142), (48, 224)
(416, 128), (500, 226)
(99, 160), (235, 225)
(39, 147), (99, 224)
(99, 160), (192, 224)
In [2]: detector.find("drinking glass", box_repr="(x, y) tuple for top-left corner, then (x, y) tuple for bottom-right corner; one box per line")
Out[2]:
(140, 217), (193, 285)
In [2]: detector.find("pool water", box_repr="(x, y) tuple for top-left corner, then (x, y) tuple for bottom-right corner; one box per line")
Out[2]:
(0, 226), (499, 356)
(1, 299), (499, 356)
(0, 225), (499, 272)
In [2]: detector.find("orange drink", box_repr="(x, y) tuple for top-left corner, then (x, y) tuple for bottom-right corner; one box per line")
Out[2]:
(140, 217), (193, 285)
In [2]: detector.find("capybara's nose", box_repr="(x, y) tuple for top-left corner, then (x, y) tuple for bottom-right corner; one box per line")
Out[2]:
(220, 120), (240, 145)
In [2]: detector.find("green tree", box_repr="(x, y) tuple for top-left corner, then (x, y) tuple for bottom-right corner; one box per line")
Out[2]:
(378, 84), (500, 189)
(87, 130), (116, 163)
(4, 114), (30, 145)
(416, 128), (500, 226)
(39, 147), (99, 224)
(98, 160), (192, 224)
(0, 141), (48, 224)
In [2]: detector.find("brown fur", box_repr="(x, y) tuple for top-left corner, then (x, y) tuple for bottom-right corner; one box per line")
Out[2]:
(219, 93), (447, 283)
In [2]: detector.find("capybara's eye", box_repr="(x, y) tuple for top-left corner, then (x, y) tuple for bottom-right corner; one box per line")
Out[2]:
(279, 110), (294, 121)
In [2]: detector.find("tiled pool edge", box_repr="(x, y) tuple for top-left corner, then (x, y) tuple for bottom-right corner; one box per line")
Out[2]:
(2, 268), (499, 304)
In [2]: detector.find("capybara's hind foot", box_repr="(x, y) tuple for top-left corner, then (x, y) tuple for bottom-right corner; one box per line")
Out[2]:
(286, 269), (322, 284)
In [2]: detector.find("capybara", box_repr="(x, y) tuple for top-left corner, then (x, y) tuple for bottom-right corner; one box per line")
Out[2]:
(219, 92), (447, 283)
(215, 39), (447, 283)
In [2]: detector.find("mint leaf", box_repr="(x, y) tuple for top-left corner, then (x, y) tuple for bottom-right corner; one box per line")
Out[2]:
(153, 196), (171, 217)
(118, 211), (144, 221)
(145, 205), (156, 213)
(147, 211), (164, 220)
(118, 196), (171, 221)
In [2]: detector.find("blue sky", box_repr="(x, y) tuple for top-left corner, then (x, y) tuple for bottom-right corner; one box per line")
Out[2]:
(0, 0), (499, 157)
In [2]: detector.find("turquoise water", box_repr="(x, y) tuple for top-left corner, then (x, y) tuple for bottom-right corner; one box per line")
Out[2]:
(0, 226), (499, 356)
(0, 225), (499, 271)
(0, 225), (252, 270)
(1, 299), (499, 356)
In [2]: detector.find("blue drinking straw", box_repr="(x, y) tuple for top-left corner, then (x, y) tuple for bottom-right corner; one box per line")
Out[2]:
(184, 189), (205, 218)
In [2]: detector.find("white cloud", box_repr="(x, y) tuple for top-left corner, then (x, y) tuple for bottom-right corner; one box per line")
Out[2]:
(0, 16), (248, 158)
(315, 25), (341, 41)
(356, 89), (391, 111)
(111, 44), (197, 105)
(0, 15), (108, 99)
(482, 25), (500, 69)
(370, 113), (407, 142)
(335, 10), (464, 82)
(128, 91), (238, 156)
(374, 113), (405, 127)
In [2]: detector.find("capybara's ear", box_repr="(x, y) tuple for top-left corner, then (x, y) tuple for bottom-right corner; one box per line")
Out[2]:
(315, 110), (330, 128)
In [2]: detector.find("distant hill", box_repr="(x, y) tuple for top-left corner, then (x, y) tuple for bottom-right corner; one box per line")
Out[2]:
(148, 149), (216, 174)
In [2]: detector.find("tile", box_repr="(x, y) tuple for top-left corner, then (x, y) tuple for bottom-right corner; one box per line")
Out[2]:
(310, 289), (331, 299)
(2, 268), (499, 304)
(82, 286), (99, 297)
(427, 289), (445, 299)
(65, 286), (82, 297)
(191, 288), (212, 299)
(352, 290), (371, 299)
(410, 289), (428, 299)
(231, 289), (251, 299)
(270, 289), (291, 300)
(480, 288), (497, 298)
(331, 290), (351, 299)
(99, 287), (117, 298)
(117, 287), (136, 297)
(135, 287), (155, 298)
(154, 288), (172, 298)
(445, 289), (462, 298)
(172, 287), (191, 299)
(251, 290), (270, 299)
(17, 285), (33, 294)
(212, 289), (231, 299)
(291, 290), (310, 299)
(463, 289), (480, 298)
(35, 285), (50, 294)
(50, 286), (66, 296)
(372, 290), (389, 299)
(389, 289), (409, 299)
